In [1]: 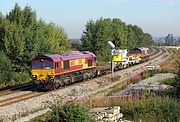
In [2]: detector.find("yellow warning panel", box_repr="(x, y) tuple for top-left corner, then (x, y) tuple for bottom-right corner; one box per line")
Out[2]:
(113, 53), (122, 62)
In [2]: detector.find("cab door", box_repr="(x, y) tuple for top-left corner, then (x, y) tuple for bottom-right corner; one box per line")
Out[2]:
(55, 62), (61, 74)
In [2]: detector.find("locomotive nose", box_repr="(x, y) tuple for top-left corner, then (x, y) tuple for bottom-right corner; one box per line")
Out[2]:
(39, 73), (46, 81)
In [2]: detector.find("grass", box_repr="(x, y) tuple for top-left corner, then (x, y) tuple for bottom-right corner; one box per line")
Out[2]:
(80, 95), (180, 122)
(107, 85), (123, 96)
(114, 96), (180, 121)
(160, 78), (176, 86)
(111, 75), (121, 82)
(141, 69), (174, 80)
(30, 111), (52, 122)
(107, 78), (140, 96)
(31, 104), (95, 122)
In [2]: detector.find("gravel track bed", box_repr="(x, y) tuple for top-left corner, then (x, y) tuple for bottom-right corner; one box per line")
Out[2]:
(0, 90), (15, 97)
(0, 91), (33, 101)
(0, 48), (170, 121)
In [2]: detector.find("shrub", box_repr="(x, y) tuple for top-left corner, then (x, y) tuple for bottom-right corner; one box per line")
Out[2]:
(12, 72), (30, 83)
(51, 104), (95, 122)
(160, 78), (176, 85)
(109, 96), (180, 121)
(172, 60), (180, 98)
(0, 52), (14, 83)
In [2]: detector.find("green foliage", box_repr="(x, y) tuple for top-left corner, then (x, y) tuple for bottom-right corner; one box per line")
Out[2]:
(12, 72), (30, 83)
(81, 18), (153, 62)
(30, 111), (52, 122)
(165, 34), (176, 46)
(172, 61), (180, 98)
(109, 96), (180, 121)
(160, 78), (176, 85)
(52, 104), (95, 122)
(0, 52), (13, 82)
(0, 3), (71, 72)
(0, 4), (71, 85)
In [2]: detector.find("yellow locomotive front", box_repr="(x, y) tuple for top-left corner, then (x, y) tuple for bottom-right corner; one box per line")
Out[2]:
(31, 60), (55, 82)
(130, 47), (149, 62)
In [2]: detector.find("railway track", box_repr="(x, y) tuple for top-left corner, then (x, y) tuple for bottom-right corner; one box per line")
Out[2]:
(0, 47), (165, 109)
(0, 82), (37, 96)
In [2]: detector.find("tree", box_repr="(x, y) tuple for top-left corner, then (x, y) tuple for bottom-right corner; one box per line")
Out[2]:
(81, 18), (113, 62)
(0, 3), (71, 72)
(165, 34), (175, 46)
(0, 52), (13, 82)
(81, 18), (153, 62)
(127, 24), (137, 49)
(0, 19), (25, 71)
(178, 37), (180, 45)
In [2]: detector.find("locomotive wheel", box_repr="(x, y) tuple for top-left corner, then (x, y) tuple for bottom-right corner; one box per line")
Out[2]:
(83, 73), (89, 81)
(54, 82), (60, 89)
(54, 77), (64, 88)
(45, 80), (55, 90)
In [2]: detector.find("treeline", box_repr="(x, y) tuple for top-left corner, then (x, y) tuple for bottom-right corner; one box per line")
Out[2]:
(81, 18), (153, 61)
(0, 4), (71, 84)
(155, 34), (180, 46)
(164, 34), (180, 46)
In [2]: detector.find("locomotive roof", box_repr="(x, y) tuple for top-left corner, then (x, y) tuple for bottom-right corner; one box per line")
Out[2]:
(132, 47), (149, 51)
(35, 51), (95, 62)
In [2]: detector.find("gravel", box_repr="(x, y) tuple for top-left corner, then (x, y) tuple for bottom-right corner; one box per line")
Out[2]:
(0, 91), (32, 101)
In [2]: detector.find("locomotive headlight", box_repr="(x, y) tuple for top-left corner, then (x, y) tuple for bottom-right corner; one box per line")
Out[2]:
(32, 75), (37, 80)
(48, 73), (54, 79)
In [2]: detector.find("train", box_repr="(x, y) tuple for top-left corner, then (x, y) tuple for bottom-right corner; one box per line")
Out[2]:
(31, 47), (150, 89)
(130, 47), (150, 62)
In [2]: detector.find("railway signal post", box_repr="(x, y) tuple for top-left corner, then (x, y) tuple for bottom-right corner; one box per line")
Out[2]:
(108, 41), (115, 79)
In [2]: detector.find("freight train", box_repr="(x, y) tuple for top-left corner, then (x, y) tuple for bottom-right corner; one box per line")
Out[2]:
(31, 47), (150, 89)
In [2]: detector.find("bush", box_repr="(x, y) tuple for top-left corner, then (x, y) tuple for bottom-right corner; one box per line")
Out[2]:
(0, 52), (14, 82)
(172, 61), (180, 98)
(109, 96), (180, 121)
(12, 72), (30, 83)
(51, 104), (95, 122)
(160, 78), (176, 85)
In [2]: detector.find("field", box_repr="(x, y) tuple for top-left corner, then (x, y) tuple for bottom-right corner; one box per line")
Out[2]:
(160, 48), (180, 71)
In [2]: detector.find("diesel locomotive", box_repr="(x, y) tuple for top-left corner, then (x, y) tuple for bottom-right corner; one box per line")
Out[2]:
(31, 51), (96, 89)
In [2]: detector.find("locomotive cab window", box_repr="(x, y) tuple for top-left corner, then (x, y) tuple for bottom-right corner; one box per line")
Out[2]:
(32, 62), (42, 69)
(64, 60), (69, 70)
(44, 61), (52, 69)
(88, 59), (93, 67)
(55, 62), (58, 70)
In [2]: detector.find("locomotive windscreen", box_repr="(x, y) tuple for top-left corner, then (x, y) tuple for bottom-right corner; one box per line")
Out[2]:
(32, 61), (53, 69)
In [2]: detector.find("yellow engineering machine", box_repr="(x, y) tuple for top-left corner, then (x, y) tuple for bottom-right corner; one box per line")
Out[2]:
(112, 49), (141, 70)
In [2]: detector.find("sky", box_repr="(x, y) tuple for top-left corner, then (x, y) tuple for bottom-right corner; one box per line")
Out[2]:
(0, 0), (179, 38)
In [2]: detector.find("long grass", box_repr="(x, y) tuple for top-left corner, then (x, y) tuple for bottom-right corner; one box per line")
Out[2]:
(78, 96), (180, 122)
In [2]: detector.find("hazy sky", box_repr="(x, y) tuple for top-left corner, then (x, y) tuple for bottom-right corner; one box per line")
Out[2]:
(0, 0), (179, 38)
